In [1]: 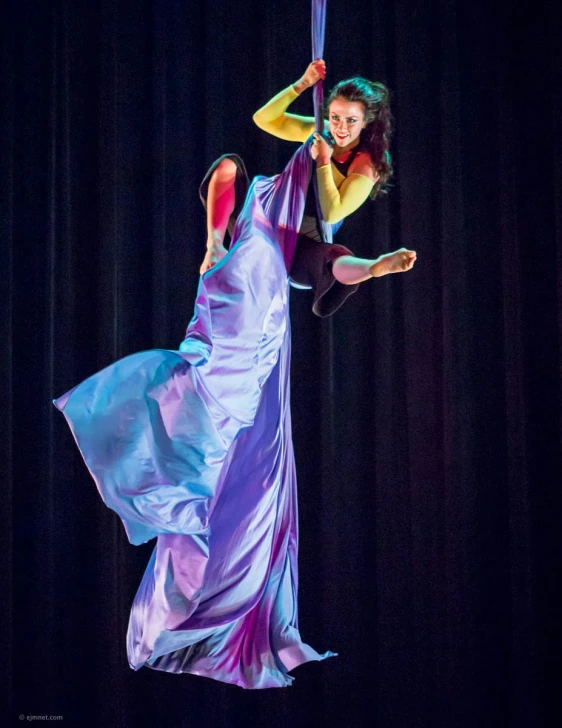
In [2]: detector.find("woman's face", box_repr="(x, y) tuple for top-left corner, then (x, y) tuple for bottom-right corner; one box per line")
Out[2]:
(328, 98), (367, 149)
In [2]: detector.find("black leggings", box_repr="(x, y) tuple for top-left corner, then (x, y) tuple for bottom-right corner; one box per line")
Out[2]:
(199, 154), (359, 317)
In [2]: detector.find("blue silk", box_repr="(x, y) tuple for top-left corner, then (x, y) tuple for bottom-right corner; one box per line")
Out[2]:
(311, 0), (326, 133)
(54, 141), (337, 688)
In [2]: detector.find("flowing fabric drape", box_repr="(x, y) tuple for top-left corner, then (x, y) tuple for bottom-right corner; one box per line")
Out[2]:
(53, 0), (337, 690)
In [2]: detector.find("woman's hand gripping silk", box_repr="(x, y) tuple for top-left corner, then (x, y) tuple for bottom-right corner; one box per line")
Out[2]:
(310, 132), (333, 167)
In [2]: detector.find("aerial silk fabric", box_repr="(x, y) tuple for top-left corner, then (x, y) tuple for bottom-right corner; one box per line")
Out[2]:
(54, 29), (340, 681)
(310, 0), (333, 251)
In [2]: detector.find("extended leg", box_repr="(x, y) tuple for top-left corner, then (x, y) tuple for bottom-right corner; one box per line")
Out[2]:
(332, 248), (417, 285)
(200, 158), (238, 274)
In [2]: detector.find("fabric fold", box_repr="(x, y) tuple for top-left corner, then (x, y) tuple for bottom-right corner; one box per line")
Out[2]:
(54, 141), (336, 688)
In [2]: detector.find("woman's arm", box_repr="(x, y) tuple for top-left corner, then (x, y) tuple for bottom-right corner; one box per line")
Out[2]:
(252, 85), (314, 142)
(316, 165), (375, 223)
(311, 134), (378, 223)
(252, 60), (325, 142)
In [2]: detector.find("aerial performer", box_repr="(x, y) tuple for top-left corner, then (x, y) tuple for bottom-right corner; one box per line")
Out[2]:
(53, 1), (416, 689)
(199, 58), (415, 314)
(200, 58), (416, 312)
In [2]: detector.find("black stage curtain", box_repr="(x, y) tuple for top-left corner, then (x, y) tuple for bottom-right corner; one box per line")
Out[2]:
(2, 0), (561, 726)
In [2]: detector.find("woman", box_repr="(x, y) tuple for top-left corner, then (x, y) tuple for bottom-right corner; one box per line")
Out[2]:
(54, 61), (415, 689)
(199, 59), (416, 317)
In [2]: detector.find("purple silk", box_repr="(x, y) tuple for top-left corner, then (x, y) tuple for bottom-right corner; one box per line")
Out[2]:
(312, 0), (326, 133)
(53, 140), (336, 688)
(310, 0), (335, 247)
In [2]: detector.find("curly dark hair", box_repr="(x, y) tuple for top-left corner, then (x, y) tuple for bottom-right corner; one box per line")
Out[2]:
(325, 77), (393, 199)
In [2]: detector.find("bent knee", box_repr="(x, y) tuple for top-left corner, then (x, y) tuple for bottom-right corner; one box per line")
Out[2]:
(214, 157), (238, 181)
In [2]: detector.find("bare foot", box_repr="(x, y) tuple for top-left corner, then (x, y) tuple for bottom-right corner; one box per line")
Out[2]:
(200, 243), (228, 275)
(369, 248), (417, 277)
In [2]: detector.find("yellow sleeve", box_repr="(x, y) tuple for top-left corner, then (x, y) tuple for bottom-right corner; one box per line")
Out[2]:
(252, 85), (316, 143)
(316, 165), (375, 223)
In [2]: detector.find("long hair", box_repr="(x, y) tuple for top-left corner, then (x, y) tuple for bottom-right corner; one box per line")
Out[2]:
(325, 77), (393, 199)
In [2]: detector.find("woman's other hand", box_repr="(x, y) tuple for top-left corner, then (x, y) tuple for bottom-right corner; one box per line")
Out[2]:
(310, 132), (333, 166)
(200, 244), (228, 275)
(293, 59), (326, 94)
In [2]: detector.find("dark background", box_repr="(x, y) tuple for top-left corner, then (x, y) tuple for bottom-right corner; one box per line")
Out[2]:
(2, 0), (561, 726)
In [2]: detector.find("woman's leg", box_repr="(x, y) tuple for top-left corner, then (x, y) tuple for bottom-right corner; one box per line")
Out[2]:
(200, 158), (238, 274)
(331, 248), (417, 285)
